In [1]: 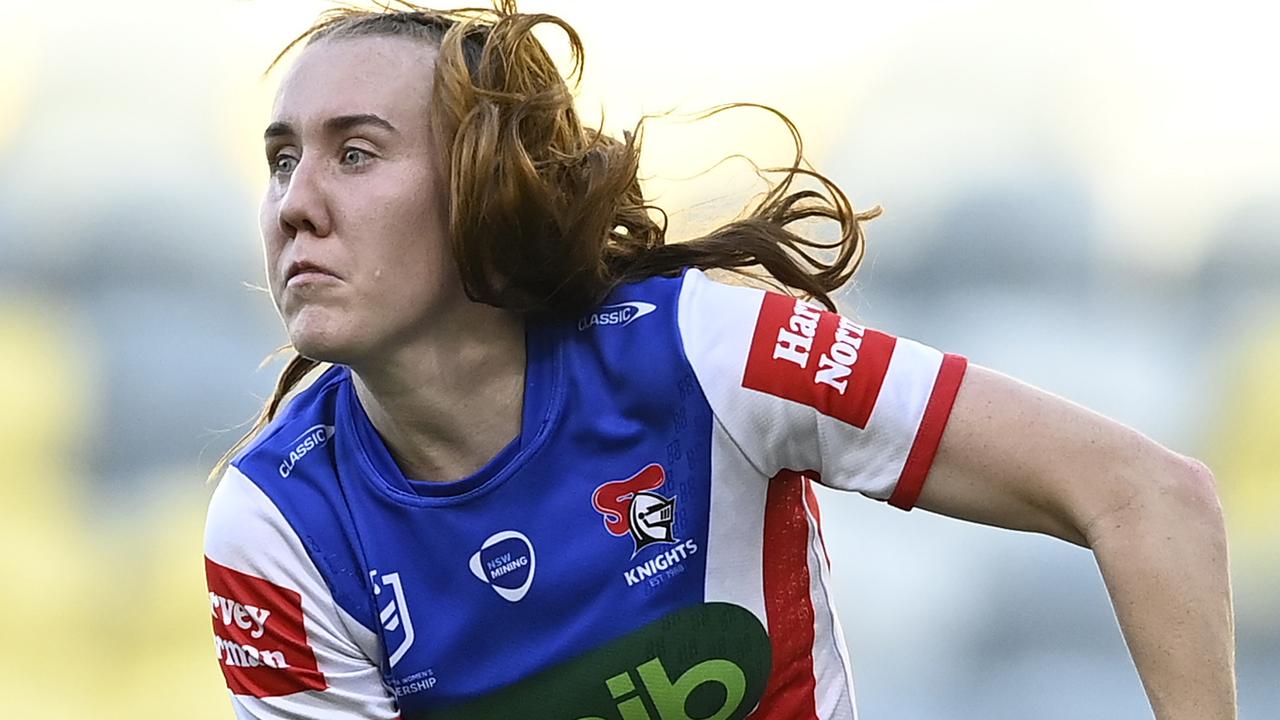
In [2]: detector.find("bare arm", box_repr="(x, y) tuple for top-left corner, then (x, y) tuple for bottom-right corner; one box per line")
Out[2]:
(916, 364), (1236, 719)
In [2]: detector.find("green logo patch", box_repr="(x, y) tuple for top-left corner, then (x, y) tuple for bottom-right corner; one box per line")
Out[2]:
(412, 602), (771, 720)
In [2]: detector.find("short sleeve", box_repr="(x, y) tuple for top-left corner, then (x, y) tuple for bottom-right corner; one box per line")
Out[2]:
(677, 269), (968, 510)
(204, 466), (400, 719)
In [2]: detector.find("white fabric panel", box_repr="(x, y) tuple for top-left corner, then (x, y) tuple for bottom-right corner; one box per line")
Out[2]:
(803, 486), (858, 720)
(821, 336), (942, 499)
(702, 418), (770, 628)
(678, 270), (822, 478)
(205, 467), (399, 720)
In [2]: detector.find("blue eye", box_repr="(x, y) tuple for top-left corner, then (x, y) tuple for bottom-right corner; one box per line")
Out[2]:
(271, 154), (297, 176)
(342, 147), (372, 166)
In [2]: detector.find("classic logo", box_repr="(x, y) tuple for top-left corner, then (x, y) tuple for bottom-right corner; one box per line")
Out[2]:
(371, 569), (416, 668)
(742, 292), (896, 429)
(592, 463), (679, 555)
(469, 530), (537, 603)
(205, 557), (327, 697)
(577, 301), (658, 331)
(278, 424), (336, 478)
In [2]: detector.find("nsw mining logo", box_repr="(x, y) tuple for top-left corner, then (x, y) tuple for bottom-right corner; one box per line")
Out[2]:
(469, 530), (536, 603)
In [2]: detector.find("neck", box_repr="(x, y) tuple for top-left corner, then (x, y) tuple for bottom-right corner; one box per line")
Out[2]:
(349, 301), (526, 482)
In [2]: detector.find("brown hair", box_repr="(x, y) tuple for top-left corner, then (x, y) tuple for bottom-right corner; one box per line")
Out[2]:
(209, 0), (880, 482)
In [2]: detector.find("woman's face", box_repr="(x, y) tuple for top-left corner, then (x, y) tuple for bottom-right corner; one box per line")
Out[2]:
(261, 35), (458, 366)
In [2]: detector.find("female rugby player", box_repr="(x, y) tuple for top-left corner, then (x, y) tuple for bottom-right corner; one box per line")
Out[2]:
(203, 3), (1236, 718)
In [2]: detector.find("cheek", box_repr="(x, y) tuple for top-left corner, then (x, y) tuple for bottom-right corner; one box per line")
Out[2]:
(259, 199), (284, 253)
(369, 246), (440, 304)
(360, 241), (458, 326)
(369, 176), (456, 289)
(260, 195), (280, 242)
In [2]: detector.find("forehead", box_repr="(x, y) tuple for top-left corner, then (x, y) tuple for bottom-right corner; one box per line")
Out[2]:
(271, 35), (438, 132)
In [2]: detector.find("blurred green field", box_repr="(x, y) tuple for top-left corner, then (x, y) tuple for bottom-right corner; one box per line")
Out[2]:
(0, 305), (228, 718)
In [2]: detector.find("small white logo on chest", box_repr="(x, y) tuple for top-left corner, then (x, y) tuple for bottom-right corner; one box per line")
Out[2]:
(371, 569), (415, 668)
(469, 530), (537, 602)
(577, 301), (658, 331)
(278, 424), (336, 478)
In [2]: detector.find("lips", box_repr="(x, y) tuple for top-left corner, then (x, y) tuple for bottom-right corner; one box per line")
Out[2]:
(285, 259), (339, 283)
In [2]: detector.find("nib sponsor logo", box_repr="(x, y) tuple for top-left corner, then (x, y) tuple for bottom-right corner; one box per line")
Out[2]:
(592, 655), (747, 720)
(421, 603), (770, 720)
(278, 424), (336, 478)
(205, 557), (326, 697)
(743, 292), (896, 429)
(577, 301), (657, 331)
(592, 464), (699, 587)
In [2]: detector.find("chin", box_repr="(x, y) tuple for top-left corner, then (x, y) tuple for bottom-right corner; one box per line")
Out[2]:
(286, 314), (366, 365)
(290, 335), (356, 365)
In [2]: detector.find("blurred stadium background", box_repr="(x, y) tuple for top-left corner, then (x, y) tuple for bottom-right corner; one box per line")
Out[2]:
(0, 0), (1276, 717)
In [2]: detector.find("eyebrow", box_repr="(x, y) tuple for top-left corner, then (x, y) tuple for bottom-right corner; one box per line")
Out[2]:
(263, 114), (400, 141)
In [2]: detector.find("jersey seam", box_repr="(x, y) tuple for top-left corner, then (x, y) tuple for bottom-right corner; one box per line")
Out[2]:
(804, 485), (858, 718)
(672, 268), (776, 482)
(230, 377), (387, 645)
(230, 468), (384, 665)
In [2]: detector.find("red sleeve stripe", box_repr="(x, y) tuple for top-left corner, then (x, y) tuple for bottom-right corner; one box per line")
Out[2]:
(888, 353), (968, 510)
(754, 470), (820, 719)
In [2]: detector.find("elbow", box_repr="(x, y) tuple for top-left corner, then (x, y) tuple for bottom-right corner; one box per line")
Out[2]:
(1080, 451), (1227, 549)
(1171, 454), (1228, 534)
(1169, 454), (1225, 520)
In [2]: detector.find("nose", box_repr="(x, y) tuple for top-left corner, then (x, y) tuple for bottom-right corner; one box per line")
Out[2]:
(276, 155), (332, 240)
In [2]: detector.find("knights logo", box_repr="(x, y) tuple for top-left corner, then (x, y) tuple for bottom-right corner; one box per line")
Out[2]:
(592, 463), (678, 555)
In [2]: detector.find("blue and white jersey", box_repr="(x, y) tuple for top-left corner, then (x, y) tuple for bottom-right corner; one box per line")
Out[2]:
(204, 268), (968, 719)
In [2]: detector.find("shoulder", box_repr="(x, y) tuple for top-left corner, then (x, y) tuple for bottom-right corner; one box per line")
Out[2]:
(575, 270), (687, 332)
(570, 268), (763, 353)
(209, 362), (379, 635)
(204, 465), (396, 717)
(232, 363), (348, 483)
(207, 362), (349, 583)
(565, 270), (690, 373)
(204, 464), (317, 593)
(674, 267), (768, 365)
(203, 465), (337, 698)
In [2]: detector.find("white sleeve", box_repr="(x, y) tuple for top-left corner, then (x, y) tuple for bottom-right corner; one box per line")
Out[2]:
(678, 269), (968, 509)
(204, 466), (400, 719)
